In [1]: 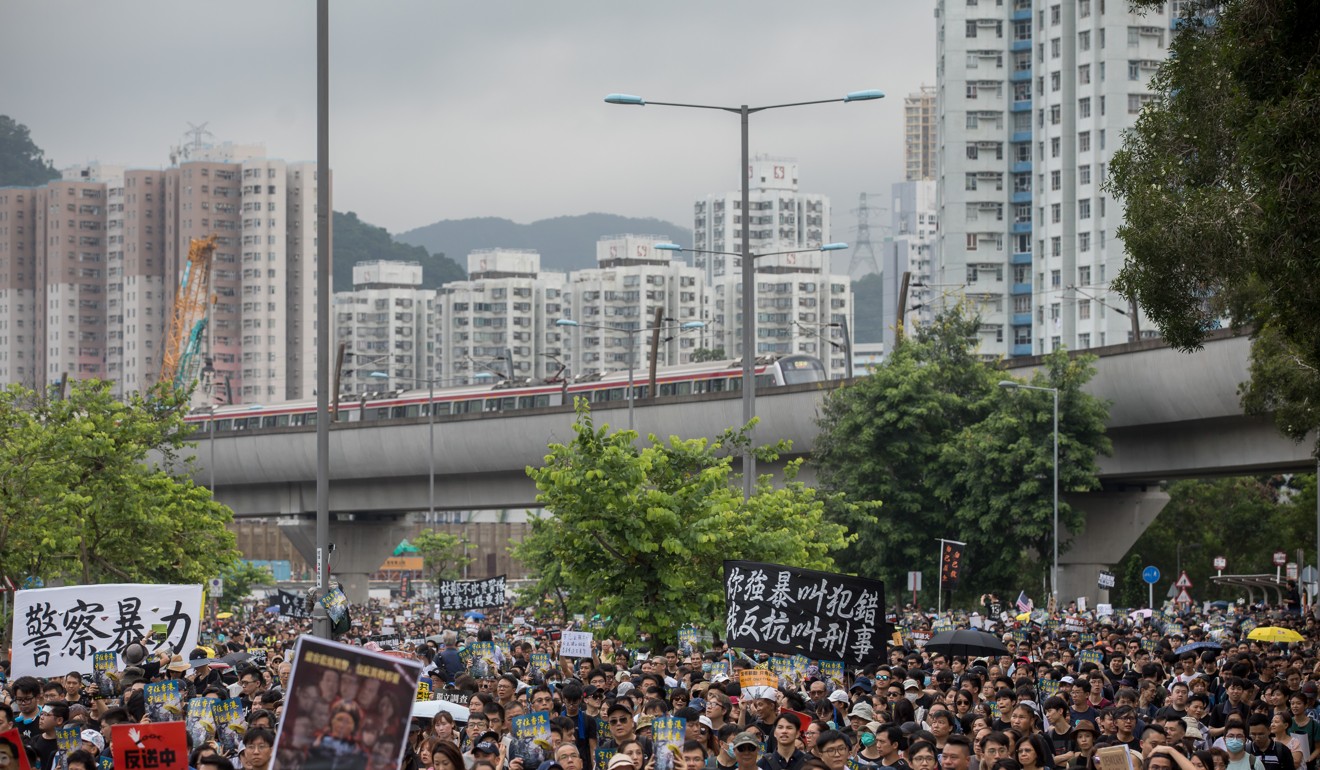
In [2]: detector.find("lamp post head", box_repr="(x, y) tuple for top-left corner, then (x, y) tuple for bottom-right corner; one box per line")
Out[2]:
(844, 89), (886, 102)
(997, 380), (1019, 389)
(819, 242), (848, 252)
(369, 371), (389, 379)
(555, 319), (580, 328)
(680, 321), (706, 330)
(654, 243), (684, 252)
(604, 93), (646, 106)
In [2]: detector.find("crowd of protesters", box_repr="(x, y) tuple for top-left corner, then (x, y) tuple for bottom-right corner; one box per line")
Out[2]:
(2, 594), (1319, 770)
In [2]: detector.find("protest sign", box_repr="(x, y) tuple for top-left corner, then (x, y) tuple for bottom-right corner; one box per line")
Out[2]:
(185, 697), (217, 749)
(275, 589), (313, 619)
(724, 561), (886, 665)
(111, 722), (189, 770)
(1096, 746), (1136, 770)
(560, 630), (593, 659)
(11, 583), (202, 678)
(0, 728), (31, 770)
(145, 680), (184, 722)
(819, 660), (846, 689)
(272, 633), (423, 770)
(461, 641), (500, 679)
(93, 650), (118, 696)
(509, 711), (552, 767)
(529, 652), (553, 674)
(319, 585), (352, 637)
(653, 717), (686, 770)
(1078, 649), (1104, 667)
(56, 723), (82, 754)
(214, 699), (246, 755)
(439, 575), (507, 611)
(739, 669), (779, 690)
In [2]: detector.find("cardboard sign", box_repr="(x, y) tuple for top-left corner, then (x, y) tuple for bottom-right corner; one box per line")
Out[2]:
(111, 721), (190, 770)
(739, 668), (779, 690)
(560, 630), (593, 659)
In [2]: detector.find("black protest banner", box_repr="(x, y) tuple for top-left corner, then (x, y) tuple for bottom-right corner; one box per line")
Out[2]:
(939, 541), (965, 590)
(439, 575), (507, 611)
(275, 589), (312, 619)
(723, 561), (886, 666)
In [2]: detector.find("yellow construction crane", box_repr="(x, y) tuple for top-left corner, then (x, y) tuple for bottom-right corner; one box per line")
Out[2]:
(160, 235), (217, 391)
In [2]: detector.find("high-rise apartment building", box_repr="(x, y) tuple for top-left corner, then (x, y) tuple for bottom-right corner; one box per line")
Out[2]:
(934, 0), (1167, 357)
(334, 260), (434, 395)
(691, 155), (830, 285)
(562, 235), (706, 378)
(437, 249), (567, 385)
(905, 85), (939, 181)
(0, 141), (328, 401)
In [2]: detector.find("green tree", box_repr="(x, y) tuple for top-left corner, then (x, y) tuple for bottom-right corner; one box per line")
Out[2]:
(814, 306), (1111, 600)
(215, 561), (276, 611)
(0, 380), (238, 590)
(514, 402), (861, 643)
(1106, 0), (1320, 454)
(0, 116), (59, 187)
(690, 348), (727, 363)
(414, 530), (474, 582)
(333, 211), (466, 292)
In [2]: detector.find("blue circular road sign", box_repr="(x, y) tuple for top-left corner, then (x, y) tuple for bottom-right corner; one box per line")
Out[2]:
(1142, 566), (1161, 585)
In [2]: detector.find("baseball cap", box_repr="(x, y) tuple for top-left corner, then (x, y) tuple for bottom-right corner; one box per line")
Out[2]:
(903, 679), (921, 691)
(828, 690), (850, 704)
(607, 702), (633, 717)
(81, 729), (105, 752)
(608, 756), (638, 770)
(851, 677), (873, 694)
(474, 741), (500, 755)
(730, 731), (762, 750)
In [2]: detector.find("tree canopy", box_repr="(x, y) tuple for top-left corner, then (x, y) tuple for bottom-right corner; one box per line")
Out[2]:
(413, 530), (473, 582)
(0, 380), (238, 589)
(0, 116), (59, 187)
(333, 210), (466, 292)
(1106, 0), (1320, 453)
(514, 403), (862, 643)
(813, 307), (1111, 599)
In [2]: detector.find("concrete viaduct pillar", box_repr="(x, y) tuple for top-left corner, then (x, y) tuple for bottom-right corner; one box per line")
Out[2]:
(282, 514), (413, 605)
(1059, 489), (1170, 608)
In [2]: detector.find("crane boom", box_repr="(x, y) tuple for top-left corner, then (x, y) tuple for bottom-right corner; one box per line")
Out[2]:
(160, 235), (217, 390)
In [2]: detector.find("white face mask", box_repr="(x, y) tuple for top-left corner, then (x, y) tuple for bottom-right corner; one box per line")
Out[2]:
(906, 694), (919, 703)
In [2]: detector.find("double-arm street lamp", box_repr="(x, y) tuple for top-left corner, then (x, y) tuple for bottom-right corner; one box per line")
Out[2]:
(656, 241), (848, 495)
(370, 371), (438, 518)
(605, 89), (883, 497)
(555, 318), (704, 431)
(998, 380), (1060, 601)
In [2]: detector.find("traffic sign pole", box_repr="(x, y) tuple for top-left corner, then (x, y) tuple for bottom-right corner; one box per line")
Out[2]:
(1143, 566), (1161, 610)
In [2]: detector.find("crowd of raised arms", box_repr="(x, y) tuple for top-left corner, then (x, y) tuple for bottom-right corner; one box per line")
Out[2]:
(2, 596), (1318, 770)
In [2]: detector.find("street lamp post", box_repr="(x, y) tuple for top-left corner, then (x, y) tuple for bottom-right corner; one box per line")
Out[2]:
(656, 241), (848, 494)
(606, 89), (883, 498)
(556, 318), (704, 431)
(998, 380), (1060, 600)
(370, 371), (436, 518)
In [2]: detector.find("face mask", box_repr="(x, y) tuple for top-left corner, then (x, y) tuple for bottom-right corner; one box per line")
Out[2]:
(1225, 739), (1245, 754)
(907, 694), (919, 703)
(923, 675), (932, 686)
(860, 733), (875, 748)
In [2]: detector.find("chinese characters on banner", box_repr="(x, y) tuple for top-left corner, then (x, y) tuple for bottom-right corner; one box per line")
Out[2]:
(11, 584), (202, 678)
(111, 722), (189, 770)
(438, 575), (506, 611)
(939, 541), (965, 591)
(723, 561), (886, 666)
(272, 635), (423, 770)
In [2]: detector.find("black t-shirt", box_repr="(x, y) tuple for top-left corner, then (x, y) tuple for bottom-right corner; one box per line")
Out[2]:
(1049, 727), (1077, 760)
(564, 709), (599, 770)
(31, 733), (58, 770)
(14, 714), (39, 744)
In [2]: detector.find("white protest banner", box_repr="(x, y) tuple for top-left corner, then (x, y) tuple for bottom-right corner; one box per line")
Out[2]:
(13, 583), (203, 678)
(560, 630), (593, 658)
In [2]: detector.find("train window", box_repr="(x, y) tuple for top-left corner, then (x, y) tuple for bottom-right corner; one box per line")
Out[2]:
(291, 414), (306, 426)
(215, 419), (233, 432)
(391, 406), (406, 419)
(756, 374), (775, 389)
(261, 416), (277, 428)
(276, 414), (290, 427)
(375, 408), (391, 420)
(635, 385), (649, 400)
(692, 380), (706, 394)
(779, 356), (827, 384)
(246, 416), (262, 430)
(676, 381), (692, 396)
(305, 413), (317, 426)
(431, 402), (451, 416)
(453, 400), (480, 415)
(709, 379), (727, 393)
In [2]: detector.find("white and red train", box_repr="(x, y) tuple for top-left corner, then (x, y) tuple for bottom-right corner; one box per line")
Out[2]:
(185, 355), (827, 432)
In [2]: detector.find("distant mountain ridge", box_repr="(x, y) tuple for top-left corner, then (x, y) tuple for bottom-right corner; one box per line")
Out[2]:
(395, 213), (692, 274)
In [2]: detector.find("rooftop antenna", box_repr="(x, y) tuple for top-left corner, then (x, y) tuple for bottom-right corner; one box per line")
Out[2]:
(847, 191), (887, 280)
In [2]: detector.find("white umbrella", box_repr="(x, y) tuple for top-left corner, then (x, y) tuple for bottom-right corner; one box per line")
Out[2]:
(410, 699), (471, 723)
(1129, 608), (1153, 619)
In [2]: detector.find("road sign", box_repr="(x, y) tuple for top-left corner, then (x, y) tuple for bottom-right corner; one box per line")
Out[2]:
(1175, 571), (1193, 589)
(1097, 571), (1116, 589)
(1274, 551), (1287, 567)
(0, 576), (11, 593)
(907, 571), (922, 592)
(1287, 562), (1298, 580)
(1175, 588), (1193, 605)
(1142, 566), (1161, 585)
(208, 577), (224, 596)
(1213, 556), (1227, 570)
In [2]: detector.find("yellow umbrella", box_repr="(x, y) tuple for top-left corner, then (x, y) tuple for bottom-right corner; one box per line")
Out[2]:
(216, 611), (234, 619)
(1016, 612), (1031, 621)
(1247, 626), (1304, 643)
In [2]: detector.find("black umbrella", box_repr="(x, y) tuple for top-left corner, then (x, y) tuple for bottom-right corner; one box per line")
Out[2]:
(923, 628), (1009, 658)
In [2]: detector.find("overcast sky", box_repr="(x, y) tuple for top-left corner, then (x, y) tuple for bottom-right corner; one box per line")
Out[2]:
(1, 1), (937, 235)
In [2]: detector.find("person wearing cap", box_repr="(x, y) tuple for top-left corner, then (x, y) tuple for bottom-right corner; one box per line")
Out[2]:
(849, 702), (876, 735)
(600, 702), (653, 761)
(1067, 720), (1099, 770)
(80, 728), (105, 755)
(608, 754), (638, 770)
(728, 731), (763, 770)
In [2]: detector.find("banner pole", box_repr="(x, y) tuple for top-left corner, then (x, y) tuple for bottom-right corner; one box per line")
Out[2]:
(937, 539), (944, 615)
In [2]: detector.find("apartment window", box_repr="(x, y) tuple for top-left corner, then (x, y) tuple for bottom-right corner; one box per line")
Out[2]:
(1050, 71), (1061, 92)
(1078, 333), (1091, 348)
(1051, 170), (1061, 190)
(1079, 164), (1091, 185)
(1051, 236), (1062, 257)
(1079, 31), (1091, 52)
(1079, 131), (1091, 151)
(1079, 64), (1091, 84)
(1051, 137), (1061, 157)
(1079, 231), (1091, 252)
(1079, 198), (1092, 219)
(1050, 104), (1061, 124)
(966, 233), (978, 251)
(1128, 61), (1141, 80)
(1079, 299), (1092, 320)
(966, 144), (979, 159)
(1080, 0), (1091, 17)
(967, 20), (978, 37)
(966, 174), (979, 191)
(1079, 97), (1092, 118)
(1050, 4), (1060, 24)
(1051, 269), (1062, 288)
(1051, 38), (1061, 58)
(1100, 129), (1106, 149)
(1128, 27), (1140, 45)
(1078, 265), (1091, 284)
(1015, 20), (1032, 41)
(1051, 203), (1061, 223)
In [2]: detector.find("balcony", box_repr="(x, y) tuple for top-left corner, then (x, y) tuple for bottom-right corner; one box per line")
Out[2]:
(1011, 99), (1033, 113)
(1011, 343), (1034, 357)
(1012, 313), (1032, 326)
(1011, 190), (1032, 204)
(1011, 39), (1032, 52)
(1010, 69), (1032, 83)
(1011, 251), (1033, 265)
(1011, 282), (1033, 295)
(1011, 8), (1032, 20)
(1012, 130), (1032, 143)
(1011, 221), (1033, 234)
(1011, 160), (1032, 174)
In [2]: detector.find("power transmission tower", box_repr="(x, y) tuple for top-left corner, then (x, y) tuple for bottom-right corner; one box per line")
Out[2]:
(847, 192), (888, 280)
